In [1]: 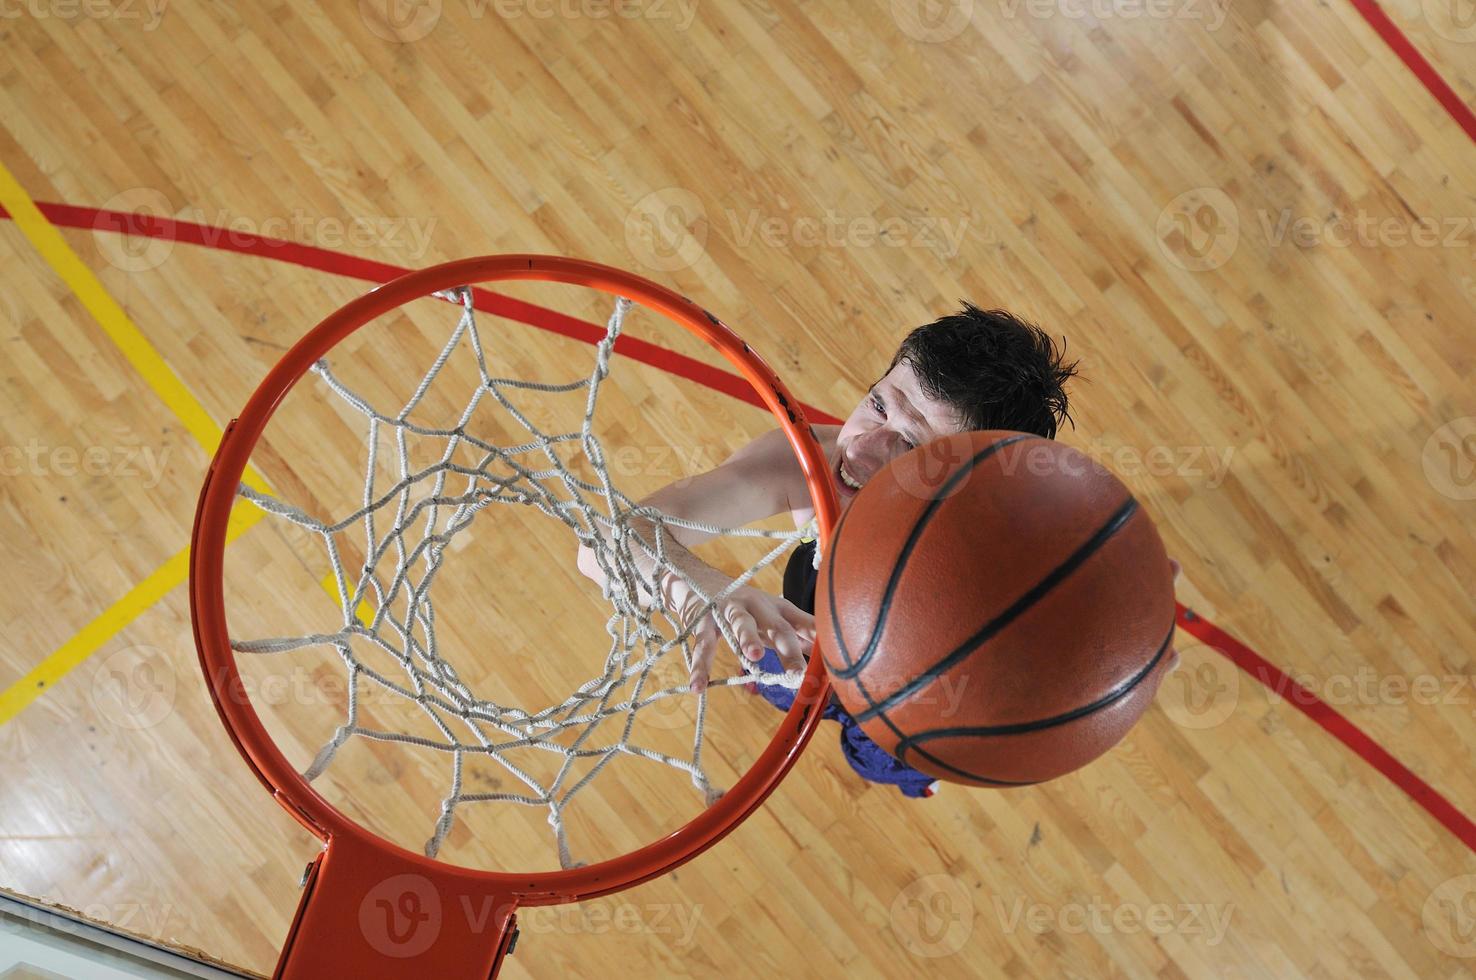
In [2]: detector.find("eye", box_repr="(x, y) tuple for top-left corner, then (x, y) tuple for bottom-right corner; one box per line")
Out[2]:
(871, 392), (916, 448)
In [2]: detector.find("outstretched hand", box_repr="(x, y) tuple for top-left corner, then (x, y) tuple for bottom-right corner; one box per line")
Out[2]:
(662, 573), (815, 692)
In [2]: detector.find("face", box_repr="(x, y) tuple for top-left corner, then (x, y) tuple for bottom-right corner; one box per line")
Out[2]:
(832, 360), (964, 506)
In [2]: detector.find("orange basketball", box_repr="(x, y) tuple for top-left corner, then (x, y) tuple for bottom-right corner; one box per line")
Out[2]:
(816, 430), (1177, 787)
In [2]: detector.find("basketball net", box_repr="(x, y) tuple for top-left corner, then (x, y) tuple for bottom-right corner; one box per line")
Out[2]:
(229, 286), (815, 870)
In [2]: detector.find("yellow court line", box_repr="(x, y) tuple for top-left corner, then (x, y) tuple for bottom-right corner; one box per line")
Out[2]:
(0, 507), (265, 726)
(0, 159), (288, 724)
(320, 572), (376, 627)
(0, 161), (269, 493)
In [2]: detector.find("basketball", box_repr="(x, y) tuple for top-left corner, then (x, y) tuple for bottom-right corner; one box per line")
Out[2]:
(816, 430), (1178, 787)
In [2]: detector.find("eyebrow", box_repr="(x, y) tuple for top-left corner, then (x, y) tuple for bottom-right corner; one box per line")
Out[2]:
(875, 384), (928, 445)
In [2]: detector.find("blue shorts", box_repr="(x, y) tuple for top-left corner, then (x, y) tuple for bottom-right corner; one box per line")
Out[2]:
(749, 648), (936, 799)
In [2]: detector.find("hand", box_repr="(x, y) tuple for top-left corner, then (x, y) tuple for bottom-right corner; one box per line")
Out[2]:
(662, 573), (816, 692)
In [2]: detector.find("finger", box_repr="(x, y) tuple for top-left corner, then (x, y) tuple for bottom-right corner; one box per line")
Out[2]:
(769, 626), (807, 673)
(689, 617), (717, 693)
(726, 609), (766, 662)
(732, 616), (767, 661)
(750, 607), (807, 672)
(777, 600), (816, 634)
(1169, 558), (1182, 582)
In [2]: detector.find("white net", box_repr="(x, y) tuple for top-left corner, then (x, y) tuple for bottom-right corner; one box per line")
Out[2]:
(230, 287), (816, 870)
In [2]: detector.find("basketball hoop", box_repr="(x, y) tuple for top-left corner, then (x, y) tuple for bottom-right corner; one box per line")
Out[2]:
(189, 255), (840, 978)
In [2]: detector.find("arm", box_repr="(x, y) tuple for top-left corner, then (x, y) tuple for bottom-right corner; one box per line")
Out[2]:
(575, 426), (816, 690)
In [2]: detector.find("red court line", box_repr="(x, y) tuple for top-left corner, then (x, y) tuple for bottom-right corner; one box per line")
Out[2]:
(4, 200), (1474, 856)
(1176, 608), (1476, 852)
(1347, 0), (1476, 144)
(3, 202), (843, 426)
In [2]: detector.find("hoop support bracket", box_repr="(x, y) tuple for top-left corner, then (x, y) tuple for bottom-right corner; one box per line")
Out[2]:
(277, 833), (519, 980)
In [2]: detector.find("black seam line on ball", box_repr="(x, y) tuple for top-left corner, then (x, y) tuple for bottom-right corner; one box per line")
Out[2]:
(894, 617), (1177, 783)
(832, 500), (1146, 785)
(853, 666), (1043, 787)
(856, 667), (1043, 784)
(885, 622), (1174, 785)
(852, 496), (1141, 723)
(828, 434), (1034, 682)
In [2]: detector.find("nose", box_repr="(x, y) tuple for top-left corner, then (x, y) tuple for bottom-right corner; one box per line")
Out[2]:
(849, 427), (908, 474)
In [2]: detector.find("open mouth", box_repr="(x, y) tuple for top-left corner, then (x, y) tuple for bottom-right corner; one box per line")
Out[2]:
(834, 455), (864, 495)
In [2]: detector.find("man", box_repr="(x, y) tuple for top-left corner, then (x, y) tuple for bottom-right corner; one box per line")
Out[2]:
(577, 303), (1180, 795)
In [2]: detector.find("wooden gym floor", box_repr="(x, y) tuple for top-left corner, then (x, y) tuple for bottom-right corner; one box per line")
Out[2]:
(2, 1), (1475, 976)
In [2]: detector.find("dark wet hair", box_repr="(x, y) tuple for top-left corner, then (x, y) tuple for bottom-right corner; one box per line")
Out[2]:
(885, 303), (1080, 439)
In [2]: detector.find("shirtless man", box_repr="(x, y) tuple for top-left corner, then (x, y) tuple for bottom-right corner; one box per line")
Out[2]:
(577, 303), (1180, 795)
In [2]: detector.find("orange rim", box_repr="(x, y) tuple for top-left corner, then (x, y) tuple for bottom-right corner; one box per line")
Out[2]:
(189, 254), (840, 904)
